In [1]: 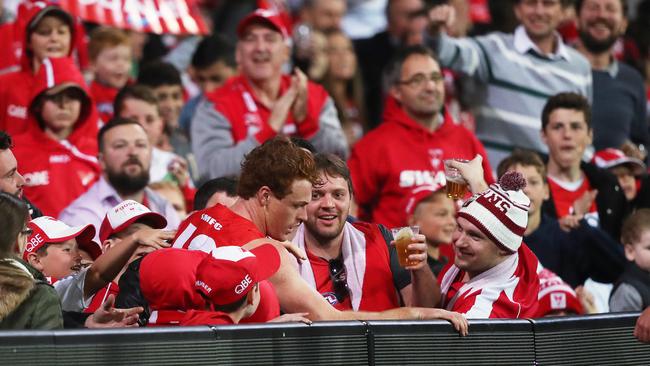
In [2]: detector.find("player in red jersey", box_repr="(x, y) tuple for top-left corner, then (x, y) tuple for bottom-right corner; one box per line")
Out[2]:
(172, 137), (468, 334)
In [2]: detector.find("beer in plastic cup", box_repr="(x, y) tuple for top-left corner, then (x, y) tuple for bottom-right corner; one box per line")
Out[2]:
(391, 226), (420, 267)
(444, 159), (469, 200)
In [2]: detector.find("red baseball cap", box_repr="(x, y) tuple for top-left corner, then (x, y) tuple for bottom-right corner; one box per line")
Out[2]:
(23, 216), (100, 260)
(236, 8), (289, 39)
(404, 183), (445, 216)
(195, 244), (281, 306)
(99, 200), (167, 243)
(592, 148), (646, 176)
(536, 268), (583, 317)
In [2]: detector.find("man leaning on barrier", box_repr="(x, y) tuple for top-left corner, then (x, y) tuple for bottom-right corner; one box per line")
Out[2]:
(163, 137), (468, 333)
(439, 156), (541, 318)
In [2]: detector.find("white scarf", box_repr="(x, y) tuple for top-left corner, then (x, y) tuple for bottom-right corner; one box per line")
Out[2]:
(440, 253), (519, 311)
(292, 222), (367, 310)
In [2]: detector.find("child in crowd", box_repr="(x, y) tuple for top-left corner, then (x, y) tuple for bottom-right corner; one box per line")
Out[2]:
(86, 200), (172, 313)
(0, 4), (76, 135)
(405, 185), (455, 276)
(610, 209), (650, 312)
(536, 268), (586, 317)
(137, 61), (186, 146)
(23, 216), (102, 312)
(88, 26), (132, 123)
(149, 181), (187, 220)
(592, 147), (650, 210)
(499, 149), (625, 312)
(179, 34), (236, 136)
(540, 93), (628, 240)
(12, 57), (100, 217)
(23, 209), (171, 314)
(138, 61), (197, 182)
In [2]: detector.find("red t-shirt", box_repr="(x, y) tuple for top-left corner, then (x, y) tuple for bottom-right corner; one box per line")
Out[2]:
(172, 204), (281, 323)
(306, 250), (353, 310)
(547, 175), (598, 223)
(303, 222), (405, 311)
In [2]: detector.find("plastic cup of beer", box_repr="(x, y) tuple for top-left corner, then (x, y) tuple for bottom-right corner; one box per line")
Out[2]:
(391, 226), (420, 267)
(444, 159), (469, 200)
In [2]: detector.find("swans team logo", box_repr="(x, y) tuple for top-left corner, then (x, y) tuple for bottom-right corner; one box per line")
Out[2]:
(428, 149), (443, 170)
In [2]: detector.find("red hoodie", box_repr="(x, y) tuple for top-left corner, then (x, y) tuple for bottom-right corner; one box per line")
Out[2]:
(0, 3), (80, 136)
(12, 57), (100, 217)
(348, 96), (494, 228)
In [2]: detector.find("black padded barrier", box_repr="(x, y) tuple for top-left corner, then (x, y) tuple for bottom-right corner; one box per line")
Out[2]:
(2, 314), (650, 365)
(367, 319), (535, 365)
(532, 313), (650, 366)
(209, 321), (369, 365)
(1, 326), (221, 366)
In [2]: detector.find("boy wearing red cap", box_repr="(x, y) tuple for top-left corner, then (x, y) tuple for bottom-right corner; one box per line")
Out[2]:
(85, 199), (173, 313)
(592, 147), (650, 209)
(405, 185), (456, 276)
(24, 213), (170, 312)
(12, 57), (100, 217)
(536, 268), (585, 317)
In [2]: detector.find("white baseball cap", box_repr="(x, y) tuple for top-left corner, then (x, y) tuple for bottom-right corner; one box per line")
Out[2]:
(99, 200), (167, 243)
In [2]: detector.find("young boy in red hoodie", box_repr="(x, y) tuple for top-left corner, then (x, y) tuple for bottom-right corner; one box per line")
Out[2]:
(87, 27), (132, 124)
(0, 3), (76, 135)
(12, 57), (100, 217)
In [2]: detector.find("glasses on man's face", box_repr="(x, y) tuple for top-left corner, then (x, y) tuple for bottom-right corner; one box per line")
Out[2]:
(328, 257), (349, 303)
(397, 72), (444, 88)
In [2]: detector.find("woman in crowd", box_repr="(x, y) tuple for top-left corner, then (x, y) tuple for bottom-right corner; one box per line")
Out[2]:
(0, 192), (63, 329)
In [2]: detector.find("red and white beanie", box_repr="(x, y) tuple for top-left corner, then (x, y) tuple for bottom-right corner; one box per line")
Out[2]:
(536, 268), (583, 317)
(457, 171), (530, 252)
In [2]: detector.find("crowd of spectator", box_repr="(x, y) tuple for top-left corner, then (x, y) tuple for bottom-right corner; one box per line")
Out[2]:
(0, 0), (649, 343)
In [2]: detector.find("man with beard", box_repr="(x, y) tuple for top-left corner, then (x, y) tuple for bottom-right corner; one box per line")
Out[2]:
(292, 153), (439, 311)
(575, 0), (648, 153)
(0, 131), (42, 224)
(427, 0), (592, 167)
(60, 118), (180, 242)
(348, 45), (493, 228)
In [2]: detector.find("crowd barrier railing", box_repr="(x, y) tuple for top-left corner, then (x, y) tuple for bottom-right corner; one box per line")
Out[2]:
(1, 312), (649, 365)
